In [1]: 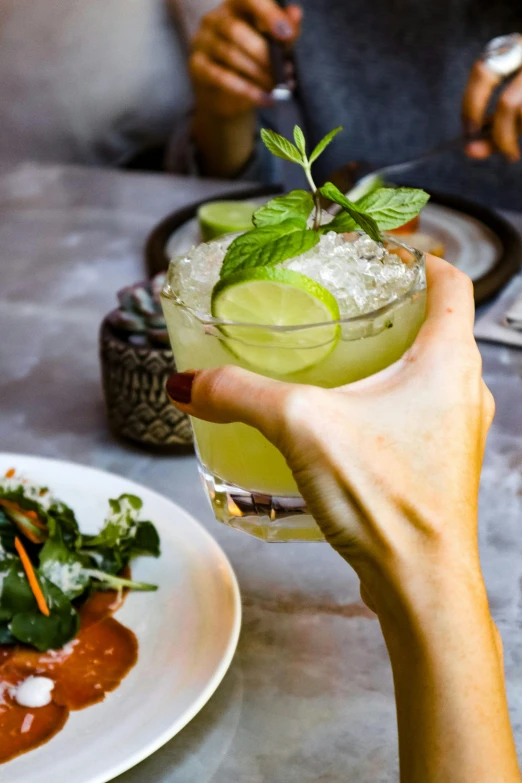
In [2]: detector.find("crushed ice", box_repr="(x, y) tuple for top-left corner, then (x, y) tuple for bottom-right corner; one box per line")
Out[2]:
(167, 232), (420, 319)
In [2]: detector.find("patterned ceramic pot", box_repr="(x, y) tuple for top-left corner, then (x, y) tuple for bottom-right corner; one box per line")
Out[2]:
(99, 317), (193, 449)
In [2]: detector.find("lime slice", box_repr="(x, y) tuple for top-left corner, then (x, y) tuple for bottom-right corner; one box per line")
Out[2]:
(211, 267), (340, 375)
(198, 201), (256, 241)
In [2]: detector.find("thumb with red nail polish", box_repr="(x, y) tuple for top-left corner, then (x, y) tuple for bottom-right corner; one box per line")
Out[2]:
(165, 366), (289, 445)
(166, 371), (196, 406)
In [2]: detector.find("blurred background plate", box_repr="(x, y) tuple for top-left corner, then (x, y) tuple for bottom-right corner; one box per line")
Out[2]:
(145, 189), (521, 304)
(145, 185), (281, 279)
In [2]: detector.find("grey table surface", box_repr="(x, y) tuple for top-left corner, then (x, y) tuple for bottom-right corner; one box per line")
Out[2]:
(1, 161), (522, 783)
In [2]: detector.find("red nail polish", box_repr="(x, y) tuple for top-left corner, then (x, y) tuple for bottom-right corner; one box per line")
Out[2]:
(166, 372), (196, 405)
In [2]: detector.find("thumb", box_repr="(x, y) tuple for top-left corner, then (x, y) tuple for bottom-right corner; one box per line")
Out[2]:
(166, 366), (290, 445)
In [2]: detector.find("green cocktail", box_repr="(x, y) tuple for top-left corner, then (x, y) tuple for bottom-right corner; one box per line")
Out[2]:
(161, 123), (429, 541)
(161, 232), (426, 541)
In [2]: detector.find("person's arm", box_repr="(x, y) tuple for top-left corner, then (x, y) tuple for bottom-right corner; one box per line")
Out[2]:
(381, 561), (516, 782)
(166, 256), (521, 782)
(188, 0), (302, 177)
(191, 106), (257, 178)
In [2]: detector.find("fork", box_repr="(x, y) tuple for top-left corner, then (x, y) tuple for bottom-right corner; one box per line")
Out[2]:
(322, 120), (494, 205)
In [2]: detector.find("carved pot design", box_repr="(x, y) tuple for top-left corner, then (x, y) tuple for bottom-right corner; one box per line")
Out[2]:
(99, 317), (193, 449)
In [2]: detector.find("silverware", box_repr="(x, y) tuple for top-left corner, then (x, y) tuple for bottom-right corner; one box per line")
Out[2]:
(267, 39), (308, 191)
(268, 38), (293, 102)
(323, 120), (494, 204)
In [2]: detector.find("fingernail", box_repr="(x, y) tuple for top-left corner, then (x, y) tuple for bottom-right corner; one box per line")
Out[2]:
(166, 371), (196, 405)
(274, 20), (293, 39)
(463, 119), (480, 137)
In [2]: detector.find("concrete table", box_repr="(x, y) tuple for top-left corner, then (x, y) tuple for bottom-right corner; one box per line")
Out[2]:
(1, 162), (522, 783)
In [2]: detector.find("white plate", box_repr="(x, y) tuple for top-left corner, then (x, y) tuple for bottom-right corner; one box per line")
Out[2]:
(0, 453), (241, 783)
(419, 202), (502, 280)
(165, 201), (502, 282)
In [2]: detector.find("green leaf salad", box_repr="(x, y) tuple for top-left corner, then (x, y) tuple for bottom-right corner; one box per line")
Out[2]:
(0, 470), (160, 652)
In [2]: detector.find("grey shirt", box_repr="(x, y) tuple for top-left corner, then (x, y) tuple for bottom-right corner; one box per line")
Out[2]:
(267, 0), (522, 210)
(0, 0), (192, 167)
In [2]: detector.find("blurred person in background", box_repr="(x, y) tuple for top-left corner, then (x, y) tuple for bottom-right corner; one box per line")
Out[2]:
(0, 0), (192, 169)
(186, 0), (522, 210)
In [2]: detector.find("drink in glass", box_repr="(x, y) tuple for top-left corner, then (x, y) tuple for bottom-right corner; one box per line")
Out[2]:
(161, 230), (426, 542)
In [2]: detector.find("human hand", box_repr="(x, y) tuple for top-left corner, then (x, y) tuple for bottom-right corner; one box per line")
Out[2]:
(166, 256), (494, 617)
(190, 0), (302, 118)
(462, 60), (522, 162)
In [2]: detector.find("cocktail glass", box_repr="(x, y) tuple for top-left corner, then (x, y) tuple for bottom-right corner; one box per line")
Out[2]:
(161, 235), (426, 542)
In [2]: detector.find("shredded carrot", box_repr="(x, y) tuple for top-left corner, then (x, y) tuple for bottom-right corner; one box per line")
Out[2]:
(14, 537), (50, 617)
(5, 468), (15, 479)
(0, 499), (47, 536)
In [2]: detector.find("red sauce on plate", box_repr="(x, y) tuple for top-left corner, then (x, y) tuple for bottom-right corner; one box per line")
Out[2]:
(0, 588), (138, 763)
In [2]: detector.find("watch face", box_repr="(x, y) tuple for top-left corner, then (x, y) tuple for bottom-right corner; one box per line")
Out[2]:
(482, 33), (522, 77)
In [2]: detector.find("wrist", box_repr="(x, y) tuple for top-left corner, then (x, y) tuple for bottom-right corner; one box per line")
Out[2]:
(377, 554), (492, 652)
(192, 103), (256, 178)
(362, 544), (489, 641)
(374, 552), (518, 782)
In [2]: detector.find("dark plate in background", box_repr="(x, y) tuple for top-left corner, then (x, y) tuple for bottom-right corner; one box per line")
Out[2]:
(145, 185), (281, 278)
(145, 188), (521, 304)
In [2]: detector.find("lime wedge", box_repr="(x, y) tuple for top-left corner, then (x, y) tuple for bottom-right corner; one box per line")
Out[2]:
(211, 267), (340, 375)
(198, 201), (256, 241)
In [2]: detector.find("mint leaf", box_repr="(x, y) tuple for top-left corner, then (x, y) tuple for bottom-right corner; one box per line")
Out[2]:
(260, 128), (301, 163)
(355, 187), (430, 230)
(253, 191), (314, 228)
(321, 186), (430, 234)
(319, 182), (381, 242)
(309, 126), (343, 164)
(319, 211), (358, 234)
(220, 219), (320, 278)
(293, 125), (306, 157)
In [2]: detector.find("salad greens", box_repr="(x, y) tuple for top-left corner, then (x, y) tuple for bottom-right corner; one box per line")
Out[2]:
(0, 471), (160, 652)
(217, 125), (429, 281)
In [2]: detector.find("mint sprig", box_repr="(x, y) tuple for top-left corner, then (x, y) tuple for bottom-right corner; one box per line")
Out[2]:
(324, 187), (430, 234)
(353, 187), (430, 230)
(309, 126), (343, 164)
(260, 126), (340, 230)
(319, 183), (381, 243)
(260, 129), (302, 164)
(216, 125), (430, 282)
(253, 190), (314, 228)
(220, 218), (319, 279)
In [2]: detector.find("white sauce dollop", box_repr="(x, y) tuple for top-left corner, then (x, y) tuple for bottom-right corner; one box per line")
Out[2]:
(12, 676), (55, 708)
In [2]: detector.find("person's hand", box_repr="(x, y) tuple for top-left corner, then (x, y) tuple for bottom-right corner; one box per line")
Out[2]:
(166, 256), (494, 616)
(166, 257), (522, 782)
(190, 0), (302, 118)
(462, 60), (522, 162)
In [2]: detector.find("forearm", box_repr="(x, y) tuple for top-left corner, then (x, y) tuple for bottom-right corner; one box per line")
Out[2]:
(379, 559), (520, 783)
(192, 101), (256, 178)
